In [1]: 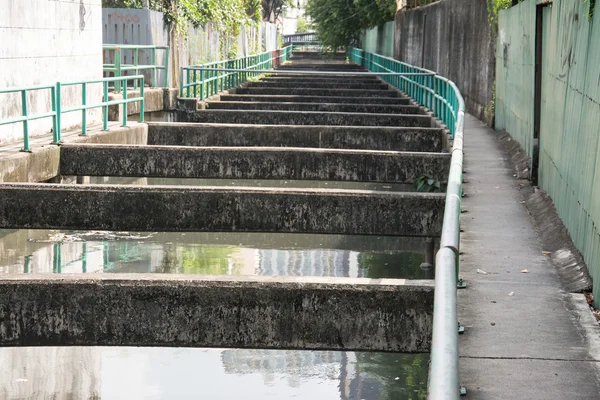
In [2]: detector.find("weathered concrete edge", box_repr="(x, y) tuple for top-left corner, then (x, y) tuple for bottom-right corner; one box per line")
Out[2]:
(58, 143), (451, 183)
(0, 274), (434, 352)
(0, 183), (445, 236)
(526, 189), (593, 293)
(0, 124), (148, 183)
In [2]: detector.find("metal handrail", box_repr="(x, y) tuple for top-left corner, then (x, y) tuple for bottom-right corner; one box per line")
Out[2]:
(180, 47), (294, 100)
(0, 75), (145, 151)
(349, 47), (465, 399)
(103, 45), (169, 90)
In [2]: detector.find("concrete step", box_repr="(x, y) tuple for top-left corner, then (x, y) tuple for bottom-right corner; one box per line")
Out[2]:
(178, 109), (434, 128)
(246, 81), (390, 90)
(233, 87), (399, 97)
(206, 101), (422, 115)
(0, 274), (433, 352)
(259, 76), (382, 83)
(0, 183), (445, 237)
(60, 144), (450, 184)
(147, 123), (445, 152)
(278, 65), (365, 70)
(219, 94), (410, 105)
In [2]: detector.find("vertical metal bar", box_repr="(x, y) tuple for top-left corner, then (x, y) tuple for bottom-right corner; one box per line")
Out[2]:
(193, 69), (197, 98)
(152, 47), (157, 88)
(200, 68), (205, 101)
(186, 68), (191, 98)
(81, 82), (87, 135)
(133, 48), (139, 89)
(139, 78), (145, 123)
(180, 67), (184, 98)
(103, 81), (109, 131)
(122, 83), (128, 127)
(56, 82), (62, 139)
(164, 47), (170, 88)
(21, 90), (30, 152)
(51, 86), (59, 144)
(115, 47), (122, 92)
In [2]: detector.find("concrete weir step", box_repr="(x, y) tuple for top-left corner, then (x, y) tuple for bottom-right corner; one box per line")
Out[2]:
(0, 184), (445, 236)
(219, 94), (410, 105)
(259, 76), (382, 83)
(59, 144), (450, 183)
(179, 109), (433, 128)
(0, 274), (433, 352)
(206, 101), (422, 115)
(147, 123), (445, 152)
(232, 87), (398, 97)
(246, 81), (390, 90)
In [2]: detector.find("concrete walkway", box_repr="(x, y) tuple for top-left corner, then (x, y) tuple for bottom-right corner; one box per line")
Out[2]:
(459, 114), (600, 399)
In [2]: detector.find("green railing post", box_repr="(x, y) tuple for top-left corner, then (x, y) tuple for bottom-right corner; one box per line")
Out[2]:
(122, 82), (128, 127)
(24, 255), (31, 274)
(82, 243), (87, 274)
(200, 68), (205, 101)
(56, 82), (62, 139)
(51, 86), (59, 144)
(133, 48), (139, 90)
(152, 48), (157, 88)
(103, 81), (109, 131)
(186, 68), (191, 98)
(139, 78), (145, 123)
(115, 47), (122, 92)
(179, 67), (184, 98)
(81, 82), (87, 136)
(21, 90), (30, 152)
(193, 69), (197, 98)
(164, 47), (170, 88)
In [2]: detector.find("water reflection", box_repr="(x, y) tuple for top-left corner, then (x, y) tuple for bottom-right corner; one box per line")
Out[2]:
(0, 230), (435, 279)
(0, 347), (428, 400)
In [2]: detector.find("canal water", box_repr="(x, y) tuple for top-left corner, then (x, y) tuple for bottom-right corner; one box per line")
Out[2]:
(1, 177), (434, 399)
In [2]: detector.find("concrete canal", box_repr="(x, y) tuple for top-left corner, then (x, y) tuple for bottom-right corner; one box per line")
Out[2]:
(0, 52), (449, 398)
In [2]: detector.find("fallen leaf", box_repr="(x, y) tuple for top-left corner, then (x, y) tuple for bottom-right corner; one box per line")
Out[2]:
(521, 269), (529, 273)
(508, 292), (515, 296)
(491, 322), (496, 326)
(477, 269), (488, 275)
(543, 251), (552, 255)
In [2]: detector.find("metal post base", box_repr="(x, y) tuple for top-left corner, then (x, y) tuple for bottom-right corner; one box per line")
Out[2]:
(458, 323), (465, 334)
(460, 386), (467, 396)
(457, 276), (467, 289)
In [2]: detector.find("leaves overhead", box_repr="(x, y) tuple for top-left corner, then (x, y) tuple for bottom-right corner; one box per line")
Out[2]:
(262, 0), (293, 21)
(306, 0), (396, 49)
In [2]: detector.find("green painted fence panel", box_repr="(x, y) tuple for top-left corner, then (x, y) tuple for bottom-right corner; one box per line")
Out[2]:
(495, 0), (536, 158)
(497, 0), (600, 304)
(361, 21), (395, 58)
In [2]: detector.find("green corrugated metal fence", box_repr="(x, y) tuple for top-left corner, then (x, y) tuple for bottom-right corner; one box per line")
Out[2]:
(361, 21), (395, 58)
(496, 0), (600, 304)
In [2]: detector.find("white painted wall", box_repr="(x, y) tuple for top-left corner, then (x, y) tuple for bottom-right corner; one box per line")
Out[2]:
(0, 0), (103, 145)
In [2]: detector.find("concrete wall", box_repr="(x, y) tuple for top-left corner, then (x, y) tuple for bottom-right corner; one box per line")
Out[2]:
(0, 274), (433, 352)
(496, 0), (600, 304)
(102, 8), (280, 88)
(394, 0), (496, 125)
(0, 184), (445, 236)
(0, 0), (103, 145)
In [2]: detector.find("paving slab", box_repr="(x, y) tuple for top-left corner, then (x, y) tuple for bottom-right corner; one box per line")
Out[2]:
(458, 114), (600, 398)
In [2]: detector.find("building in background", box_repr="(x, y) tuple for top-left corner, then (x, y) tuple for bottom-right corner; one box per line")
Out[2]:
(282, 0), (309, 35)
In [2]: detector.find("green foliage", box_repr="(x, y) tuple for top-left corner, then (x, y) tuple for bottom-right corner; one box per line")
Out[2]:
(414, 174), (441, 193)
(102, 0), (261, 58)
(296, 16), (313, 33)
(586, 0), (596, 19)
(487, 0), (522, 30)
(306, 0), (396, 49)
(262, 0), (293, 21)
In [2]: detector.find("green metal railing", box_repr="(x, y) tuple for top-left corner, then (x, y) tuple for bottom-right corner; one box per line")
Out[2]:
(349, 48), (465, 399)
(180, 47), (293, 100)
(0, 75), (145, 152)
(103, 45), (169, 91)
